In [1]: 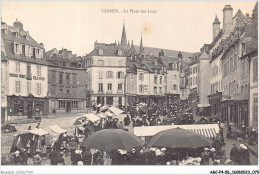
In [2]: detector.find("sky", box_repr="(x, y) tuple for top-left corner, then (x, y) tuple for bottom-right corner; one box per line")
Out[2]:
(1, 1), (257, 56)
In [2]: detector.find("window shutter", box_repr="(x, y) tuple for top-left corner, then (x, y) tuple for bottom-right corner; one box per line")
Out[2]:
(111, 72), (114, 79)
(13, 42), (16, 54)
(106, 71), (108, 79)
(122, 72), (124, 79)
(116, 72), (118, 79)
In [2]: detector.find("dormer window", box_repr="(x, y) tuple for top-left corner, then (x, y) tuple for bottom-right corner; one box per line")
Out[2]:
(98, 49), (103, 55)
(118, 49), (122, 56)
(26, 35), (29, 40)
(4, 28), (8, 34)
(15, 32), (18, 37)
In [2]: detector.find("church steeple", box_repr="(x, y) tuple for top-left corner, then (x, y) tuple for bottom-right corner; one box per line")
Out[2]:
(121, 21), (127, 49)
(139, 33), (144, 54)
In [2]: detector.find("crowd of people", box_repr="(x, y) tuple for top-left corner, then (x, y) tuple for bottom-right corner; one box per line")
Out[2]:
(5, 101), (256, 166)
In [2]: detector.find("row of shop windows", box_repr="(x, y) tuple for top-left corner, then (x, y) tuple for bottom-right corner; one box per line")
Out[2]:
(58, 100), (79, 109)
(10, 99), (44, 116)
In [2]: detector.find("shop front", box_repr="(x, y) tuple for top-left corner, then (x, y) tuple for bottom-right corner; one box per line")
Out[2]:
(208, 91), (222, 118)
(7, 94), (49, 120)
(167, 94), (180, 105)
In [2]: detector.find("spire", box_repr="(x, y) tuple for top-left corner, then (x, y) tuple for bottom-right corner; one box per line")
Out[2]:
(131, 40), (134, 46)
(120, 21), (127, 48)
(213, 14), (220, 24)
(139, 33), (144, 54)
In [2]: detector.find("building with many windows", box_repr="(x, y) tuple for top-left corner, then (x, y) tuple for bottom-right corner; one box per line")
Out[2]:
(1, 19), (48, 121)
(45, 48), (87, 114)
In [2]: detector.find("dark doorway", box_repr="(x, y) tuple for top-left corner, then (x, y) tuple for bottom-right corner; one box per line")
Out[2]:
(27, 103), (33, 119)
(66, 102), (71, 113)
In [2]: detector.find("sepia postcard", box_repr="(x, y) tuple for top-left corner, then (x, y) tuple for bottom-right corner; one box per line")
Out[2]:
(0, 1), (259, 175)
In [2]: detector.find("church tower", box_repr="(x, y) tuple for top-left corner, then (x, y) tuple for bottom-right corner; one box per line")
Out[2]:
(120, 22), (127, 49)
(139, 33), (144, 55)
(213, 15), (221, 41)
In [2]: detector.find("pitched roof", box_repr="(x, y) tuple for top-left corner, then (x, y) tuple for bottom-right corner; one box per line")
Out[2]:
(213, 15), (221, 24)
(199, 51), (210, 60)
(44, 48), (57, 58)
(1, 24), (43, 49)
(87, 43), (127, 57)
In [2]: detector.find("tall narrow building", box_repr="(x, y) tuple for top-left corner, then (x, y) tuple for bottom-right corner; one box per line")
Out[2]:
(139, 34), (144, 55)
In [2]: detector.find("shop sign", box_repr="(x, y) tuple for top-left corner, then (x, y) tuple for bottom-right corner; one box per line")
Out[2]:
(33, 76), (45, 81)
(9, 73), (26, 78)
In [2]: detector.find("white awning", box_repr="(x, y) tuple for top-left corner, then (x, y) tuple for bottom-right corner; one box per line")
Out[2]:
(49, 124), (67, 134)
(109, 106), (124, 115)
(97, 113), (107, 119)
(134, 124), (220, 139)
(85, 113), (100, 122)
(29, 128), (48, 136)
(198, 104), (210, 107)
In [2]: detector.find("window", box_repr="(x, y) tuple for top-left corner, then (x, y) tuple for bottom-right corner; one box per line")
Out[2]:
(139, 73), (144, 80)
(14, 43), (22, 54)
(117, 71), (124, 79)
(99, 71), (103, 79)
(190, 68), (192, 74)
(154, 86), (157, 94)
(253, 94), (258, 123)
(59, 72), (63, 84)
(26, 64), (31, 79)
(98, 49), (103, 55)
(15, 62), (20, 73)
(193, 67), (195, 74)
(253, 59), (258, 82)
(107, 71), (113, 79)
(139, 85), (143, 93)
(15, 81), (20, 93)
(67, 89), (70, 94)
(160, 76), (162, 84)
(37, 65), (41, 76)
(98, 60), (104, 66)
(130, 73), (134, 79)
(154, 75), (157, 84)
(159, 87), (162, 94)
(230, 57), (234, 72)
(118, 49), (122, 56)
(242, 43), (246, 56)
(72, 73), (77, 84)
(59, 101), (65, 108)
(27, 81), (31, 93)
(173, 85), (177, 90)
(52, 71), (56, 83)
(108, 84), (112, 91)
(174, 75), (177, 80)
(36, 83), (41, 95)
(118, 84), (122, 90)
(59, 89), (63, 94)
(98, 83), (103, 92)
(66, 73), (70, 84)
(72, 101), (78, 109)
(234, 54), (237, 70)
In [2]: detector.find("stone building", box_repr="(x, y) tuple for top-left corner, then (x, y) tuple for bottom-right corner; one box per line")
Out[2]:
(45, 48), (87, 114)
(1, 19), (48, 121)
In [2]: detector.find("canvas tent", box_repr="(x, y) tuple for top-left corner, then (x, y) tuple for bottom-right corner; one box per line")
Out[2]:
(85, 113), (100, 122)
(134, 124), (220, 140)
(109, 106), (124, 115)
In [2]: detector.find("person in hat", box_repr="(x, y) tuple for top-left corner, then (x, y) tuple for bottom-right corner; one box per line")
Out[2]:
(209, 148), (216, 165)
(13, 150), (22, 165)
(49, 149), (59, 165)
(20, 148), (28, 165)
(240, 145), (250, 165)
(230, 143), (239, 163)
(72, 150), (82, 165)
(200, 148), (210, 165)
(33, 152), (42, 165)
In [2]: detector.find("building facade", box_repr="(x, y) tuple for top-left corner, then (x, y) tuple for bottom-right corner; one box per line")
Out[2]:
(1, 19), (49, 121)
(46, 48), (87, 114)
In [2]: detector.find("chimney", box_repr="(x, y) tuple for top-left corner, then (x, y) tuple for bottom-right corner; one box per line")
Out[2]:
(94, 40), (98, 48)
(178, 52), (183, 59)
(213, 15), (221, 40)
(159, 50), (164, 57)
(13, 18), (23, 30)
(39, 43), (44, 48)
(223, 5), (233, 38)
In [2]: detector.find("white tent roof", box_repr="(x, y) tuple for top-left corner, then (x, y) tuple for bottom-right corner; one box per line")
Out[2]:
(49, 124), (67, 134)
(109, 106), (124, 115)
(29, 128), (48, 136)
(134, 124), (220, 139)
(85, 113), (100, 122)
(96, 113), (107, 119)
(105, 111), (113, 117)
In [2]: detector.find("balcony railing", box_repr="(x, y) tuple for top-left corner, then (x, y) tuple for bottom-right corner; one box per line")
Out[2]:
(107, 90), (112, 94)
(97, 91), (104, 94)
(117, 90), (123, 94)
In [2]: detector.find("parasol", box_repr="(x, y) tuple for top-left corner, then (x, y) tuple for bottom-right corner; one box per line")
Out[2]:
(146, 127), (213, 148)
(80, 129), (144, 151)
